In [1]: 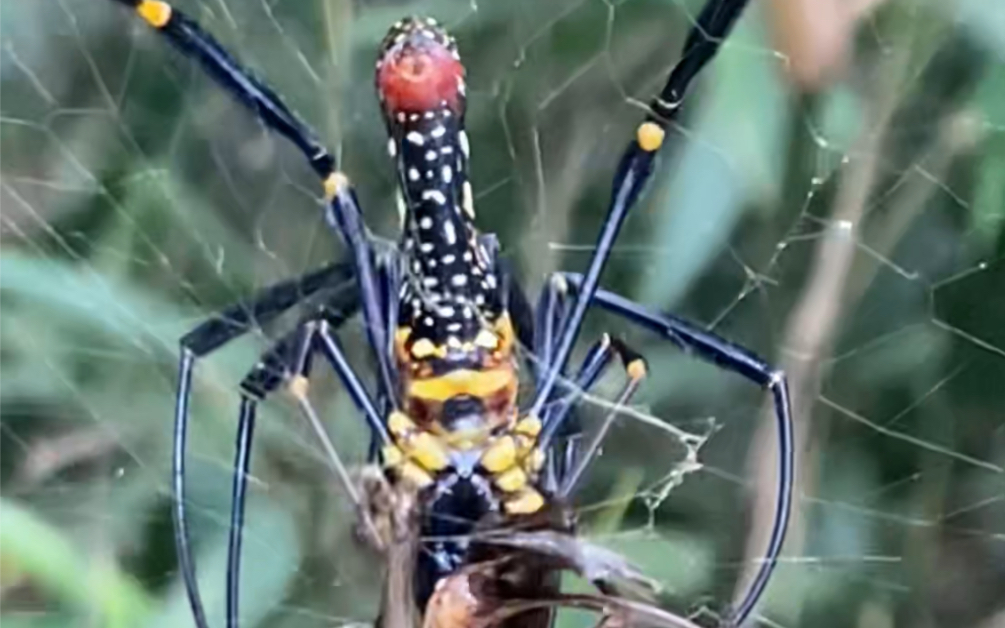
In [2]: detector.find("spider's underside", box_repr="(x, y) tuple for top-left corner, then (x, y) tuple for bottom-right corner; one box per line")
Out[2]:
(106, 0), (794, 626)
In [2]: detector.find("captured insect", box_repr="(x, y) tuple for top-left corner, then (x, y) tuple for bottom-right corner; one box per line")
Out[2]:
(107, 0), (794, 625)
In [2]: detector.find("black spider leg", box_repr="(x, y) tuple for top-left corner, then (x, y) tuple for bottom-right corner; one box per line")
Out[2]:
(113, 3), (400, 622)
(499, 259), (536, 364)
(528, 0), (753, 420)
(558, 274), (794, 627)
(502, 264), (585, 489)
(225, 325), (314, 628)
(225, 291), (380, 628)
(532, 275), (588, 486)
(539, 336), (648, 494)
(539, 336), (612, 493)
(369, 256), (403, 463)
(112, 0), (397, 402)
(558, 341), (648, 499)
(531, 275), (647, 493)
(533, 275), (569, 382)
(173, 261), (354, 627)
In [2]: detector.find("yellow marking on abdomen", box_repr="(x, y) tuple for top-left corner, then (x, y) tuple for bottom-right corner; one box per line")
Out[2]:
(408, 366), (514, 402)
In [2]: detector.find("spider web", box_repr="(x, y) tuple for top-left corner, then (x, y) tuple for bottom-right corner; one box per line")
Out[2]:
(2, 0), (1004, 626)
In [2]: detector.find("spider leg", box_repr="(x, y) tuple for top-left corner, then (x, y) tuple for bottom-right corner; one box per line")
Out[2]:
(225, 294), (386, 628)
(558, 345), (647, 499)
(540, 336), (613, 446)
(225, 397), (256, 628)
(112, 0), (397, 408)
(225, 323), (314, 628)
(314, 321), (390, 444)
(559, 273), (794, 627)
(538, 336), (647, 495)
(172, 261), (354, 627)
(530, 0), (753, 420)
(500, 261), (536, 362)
(537, 335), (606, 493)
(534, 274), (570, 384)
(109, 0), (334, 176)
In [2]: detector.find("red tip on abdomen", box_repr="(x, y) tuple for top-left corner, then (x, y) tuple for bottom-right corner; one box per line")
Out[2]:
(376, 19), (465, 115)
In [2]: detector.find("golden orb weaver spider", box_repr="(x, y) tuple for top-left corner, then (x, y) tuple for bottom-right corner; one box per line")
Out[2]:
(107, 0), (793, 625)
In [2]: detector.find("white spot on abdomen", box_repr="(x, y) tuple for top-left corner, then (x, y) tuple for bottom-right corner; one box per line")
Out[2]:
(462, 181), (475, 218)
(422, 189), (447, 205)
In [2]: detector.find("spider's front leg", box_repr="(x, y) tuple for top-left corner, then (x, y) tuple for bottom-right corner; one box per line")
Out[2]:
(111, 0), (397, 401)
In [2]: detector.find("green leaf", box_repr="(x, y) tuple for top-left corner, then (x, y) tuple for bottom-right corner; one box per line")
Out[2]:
(147, 498), (300, 628)
(0, 498), (153, 628)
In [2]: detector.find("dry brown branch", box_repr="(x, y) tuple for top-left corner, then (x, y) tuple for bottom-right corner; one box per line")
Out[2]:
(732, 41), (914, 618)
(767, 0), (886, 90)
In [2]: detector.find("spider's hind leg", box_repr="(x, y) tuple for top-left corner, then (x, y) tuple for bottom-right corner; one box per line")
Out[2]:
(225, 322), (317, 628)
(558, 272), (794, 627)
(225, 293), (390, 628)
(171, 261), (354, 627)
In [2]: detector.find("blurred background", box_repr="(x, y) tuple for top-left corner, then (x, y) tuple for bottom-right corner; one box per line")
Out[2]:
(2, 0), (1003, 626)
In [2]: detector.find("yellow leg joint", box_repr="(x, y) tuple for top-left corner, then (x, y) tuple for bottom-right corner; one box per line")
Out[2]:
(627, 358), (648, 381)
(286, 374), (309, 400)
(388, 411), (415, 438)
(410, 338), (439, 359)
(514, 416), (542, 438)
(504, 489), (545, 515)
(409, 432), (450, 471)
(381, 445), (403, 467)
(637, 121), (665, 152)
(523, 448), (545, 473)
(495, 466), (528, 493)
(323, 172), (349, 201)
(398, 462), (435, 489)
(480, 436), (517, 473)
(137, 0), (172, 28)
(473, 329), (499, 350)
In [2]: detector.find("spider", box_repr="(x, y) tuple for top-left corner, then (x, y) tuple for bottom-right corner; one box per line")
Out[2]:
(107, 0), (793, 626)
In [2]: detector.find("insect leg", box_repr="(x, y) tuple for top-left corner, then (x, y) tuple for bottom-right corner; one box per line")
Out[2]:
(540, 335), (613, 492)
(108, 0), (334, 176)
(499, 260), (536, 361)
(314, 322), (390, 445)
(224, 324), (311, 628)
(534, 274), (570, 383)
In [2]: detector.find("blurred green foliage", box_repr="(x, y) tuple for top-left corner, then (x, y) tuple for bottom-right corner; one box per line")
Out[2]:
(1, 0), (1003, 626)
